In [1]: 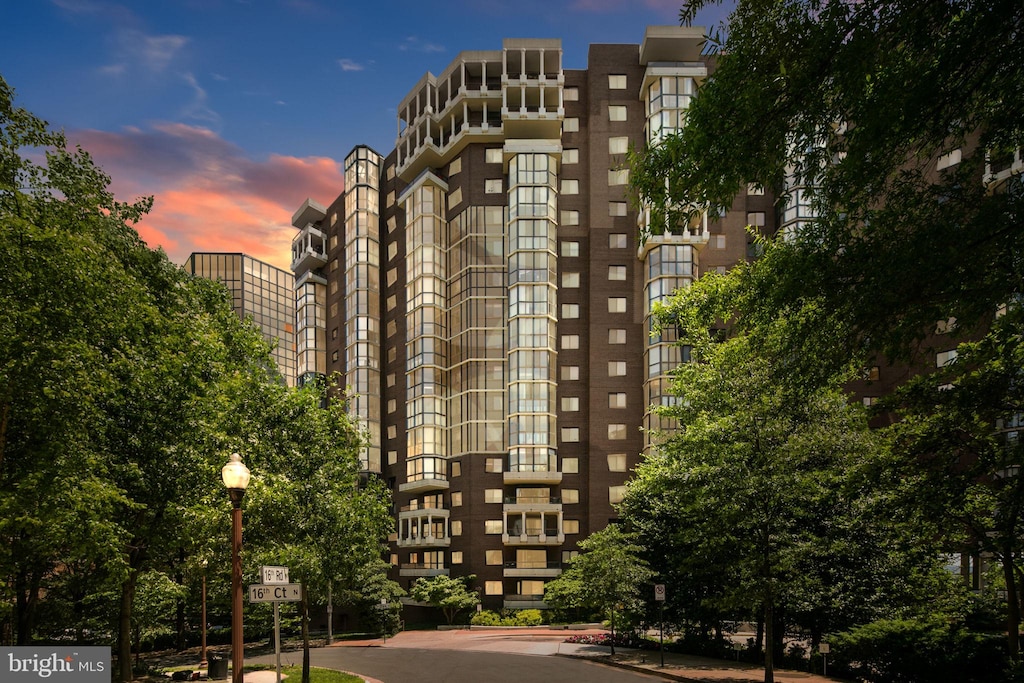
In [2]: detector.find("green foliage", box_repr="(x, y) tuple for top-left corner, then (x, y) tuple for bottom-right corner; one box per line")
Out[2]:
(829, 617), (1009, 683)
(409, 574), (480, 626)
(469, 609), (544, 626)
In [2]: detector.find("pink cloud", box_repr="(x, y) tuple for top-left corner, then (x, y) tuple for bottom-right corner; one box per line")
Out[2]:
(70, 124), (344, 269)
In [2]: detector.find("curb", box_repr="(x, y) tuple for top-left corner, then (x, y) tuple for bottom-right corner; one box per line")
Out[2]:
(556, 653), (709, 683)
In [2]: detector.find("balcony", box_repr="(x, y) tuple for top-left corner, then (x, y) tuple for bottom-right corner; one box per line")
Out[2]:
(503, 470), (562, 485)
(503, 495), (561, 513)
(398, 475), (450, 494)
(503, 530), (564, 546)
(397, 507), (450, 548)
(291, 224), (328, 274)
(503, 561), (563, 578)
(502, 595), (547, 610)
(398, 564), (449, 578)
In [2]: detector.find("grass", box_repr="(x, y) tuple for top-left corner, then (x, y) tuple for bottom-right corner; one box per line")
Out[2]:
(247, 665), (363, 683)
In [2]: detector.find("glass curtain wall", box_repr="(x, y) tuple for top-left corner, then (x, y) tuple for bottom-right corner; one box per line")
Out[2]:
(506, 153), (558, 474)
(405, 182), (449, 486)
(344, 146), (383, 472)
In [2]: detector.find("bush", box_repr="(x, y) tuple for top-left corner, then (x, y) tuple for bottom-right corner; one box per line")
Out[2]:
(470, 610), (503, 626)
(829, 617), (1009, 683)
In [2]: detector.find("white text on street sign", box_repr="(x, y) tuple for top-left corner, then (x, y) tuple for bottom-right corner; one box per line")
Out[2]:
(248, 583), (301, 602)
(261, 566), (289, 584)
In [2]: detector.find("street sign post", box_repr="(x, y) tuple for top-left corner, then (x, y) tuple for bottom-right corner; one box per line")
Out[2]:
(250, 574), (300, 683)
(654, 584), (666, 667)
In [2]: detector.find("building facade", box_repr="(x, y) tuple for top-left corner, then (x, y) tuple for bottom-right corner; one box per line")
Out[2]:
(294, 26), (779, 609)
(184, 252), (297, 386)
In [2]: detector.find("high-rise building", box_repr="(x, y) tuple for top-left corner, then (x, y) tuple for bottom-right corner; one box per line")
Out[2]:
(184, 252), (297, 386)
(293, 26), (777, 609)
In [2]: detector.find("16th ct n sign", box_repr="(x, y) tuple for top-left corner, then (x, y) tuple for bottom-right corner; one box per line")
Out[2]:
(248, 583), (301, 602)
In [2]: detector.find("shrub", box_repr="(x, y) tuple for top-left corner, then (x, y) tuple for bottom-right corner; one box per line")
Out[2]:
(829, 617), (1008, 683)
(508, 609), (544, 626)
(470, 610), (503, 626)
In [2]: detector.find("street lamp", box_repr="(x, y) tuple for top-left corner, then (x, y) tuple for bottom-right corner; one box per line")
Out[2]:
(222, 453), (250, 683)
(200, 559), (209, 669)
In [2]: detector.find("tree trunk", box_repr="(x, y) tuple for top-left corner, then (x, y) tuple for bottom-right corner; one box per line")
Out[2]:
(755, 615), (764, 652)
(15, 568), (41, 645)
(119, 569), (138, 682)
(1004, 551), (1020, 662)
(764, 601), (775, 683)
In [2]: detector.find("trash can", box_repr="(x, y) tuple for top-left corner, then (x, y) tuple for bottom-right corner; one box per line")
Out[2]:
(207, 656), (228, 680)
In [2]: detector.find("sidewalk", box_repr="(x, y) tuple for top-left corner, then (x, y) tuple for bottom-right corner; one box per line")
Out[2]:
(330, 628), (838, 683)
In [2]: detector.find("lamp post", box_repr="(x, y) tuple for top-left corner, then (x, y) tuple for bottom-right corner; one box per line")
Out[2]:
(200, 559), (209, 669)
(222, 453), (250, 683)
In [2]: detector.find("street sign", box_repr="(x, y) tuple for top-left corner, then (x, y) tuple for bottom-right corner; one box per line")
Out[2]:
(654, 584), (666, 601)
(248, 583), (301, 602)
(819, 643), (830, 654)
(261, 566), (290, 584)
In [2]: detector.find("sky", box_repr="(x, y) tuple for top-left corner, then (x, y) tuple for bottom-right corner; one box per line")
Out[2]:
(1, 0), (733, 270)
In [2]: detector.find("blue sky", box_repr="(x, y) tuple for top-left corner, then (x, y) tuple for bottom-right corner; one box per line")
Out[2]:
(1, 0), (733, 268)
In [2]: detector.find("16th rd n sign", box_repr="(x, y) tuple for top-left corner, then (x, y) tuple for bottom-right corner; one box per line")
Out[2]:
(248, 583), (301, 603)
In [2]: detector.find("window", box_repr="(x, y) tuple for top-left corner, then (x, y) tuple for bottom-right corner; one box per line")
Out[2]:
(485, 489), (503, 503)
(485, 581), (503, 595)
(562, 550), (579, 563)
(562, 457), (579, 473)
(747, 211), (766, 227)
(561, 366), (580, 380)
(562, 272), (580, 288)
(607, 453), (627, 472)
(609, 136), (629, 155)
(451, 461), (461, 477)
(486, 148), (503, 164)
(608, 392), (627, 409)
(486, 549), (503, 565)
(386, 320), (397, 337)
(561, 210), (580, 225)
(386, 373), (396, 387)
(862, 396), (878, 407)
(747, 183), (765, 196)
(451, 491), (463, 506)
(561, 241), (580, 257)
(609, 74), (627, 89)
(608, 265), (627, 281)
(561, 179), (579, 194)
(561, 396), (580, 412)
(485, 179), (503, 194)
(608, 297), (627, 313)
(609, 201), (627, 217)
(448, 157), (462, 175)
(563, 148), (579, 164)
(561, 303), (580, 319)
(331, 350), (339, 362)
(387, 399), (397, 414)
(562, 489), (579, 504)
(609, 233), (628, 248)
(561, 334), (580, 350)
(388, 450), (397, 465)
(485, 520), (503, 534)
(608, 328), (626, 344)
(563, 118), (579, 132)
(608, 105), (627, 121)
(561, 427), (580, 442)
(937, 349), (958, 367)
(387, 425), (397, 439)
(608, 423), (627, 440)
(386, 295), (397, 311)
(451, 551), (463, 564)
(608, 168), (629, 185)
(609, 485), (626, 504)
(485, 458), (503, 473)
(451, 520), (463, 536)
(388, 242), (398, 260)
(564, 87), (579, 101)
(937, 148), (962, 170)
(714, 234), (726, 249)
(865, 366), (880, 381)
(608, 361), (626, 377)
(448, 187), (463, 208)
(564, 520), (580, 534)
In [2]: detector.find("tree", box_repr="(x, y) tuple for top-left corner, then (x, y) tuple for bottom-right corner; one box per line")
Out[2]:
(543, 525), (653, 655)
(409, 574), (480, 626)
(629, 0), (1024, 663)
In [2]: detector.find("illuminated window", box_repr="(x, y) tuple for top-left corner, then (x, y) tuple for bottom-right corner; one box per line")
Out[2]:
(485, 458), (503, 473)
(485, 520), (503, 534)
(608, 392), (626, 409)
(562, 457), (579, 473)
(608, 265), (626, 280)
(561, 427), (580, 442)
(561, 179), (579, 194)
(562, 272), (580, 288)
(561, 210), (580, 225)
(485, 489), (503, 503)
(561, 366), (580, 381)
(486, 549), (503, 565)
(485, 179), (503, 194)
(609, 485), (626, 504)
(451, 551), (463, 564)
(451, 521), (462, 536)
(561, 241), (580, 257)
(564, 87), (579, 101)
(747, 183), (764, 195)
(608, 297), (627, 313)
(608, 361), (626, 377)
(608, 423), (627, 440)
(609, 136), (629, 155)
(451, 492), (463, 506)
(562, 489), (579, 504)
(608, 328), (626, 344)
(608, 105), (627, 121)
(608, 168), (629, 185)
(563, 149), (579, 164)
(486, 148), (503, 163)
(608, 74), (627, 89)
(485, 581), (503, 595)
(563, 118), (579, 132)
(448, 157), (462, 175)
(561, 335), (580, 350)
(561, 396), (580, 412)
(564, 520), (580, 534)
(609, 233), (628, 248)
(562, 303), (580, 319)
(747, 211), (766, 227)
(609, 202), (627, 216)
(607, 453), (627, 471)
